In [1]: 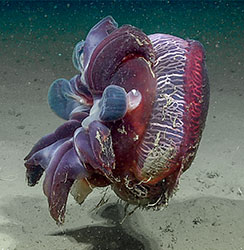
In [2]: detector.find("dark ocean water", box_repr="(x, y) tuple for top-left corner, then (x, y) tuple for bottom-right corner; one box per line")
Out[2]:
(0, 1), (244, 250)
(1, 0), (243, 48)
(1, 0), (243, 87)
(1, 0), (243, 79)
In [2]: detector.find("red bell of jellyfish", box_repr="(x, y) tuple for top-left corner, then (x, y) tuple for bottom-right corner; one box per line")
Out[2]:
(24, 16), (209, 224)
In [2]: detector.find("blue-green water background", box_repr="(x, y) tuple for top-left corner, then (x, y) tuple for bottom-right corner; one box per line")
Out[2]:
(1, 0), (243, 40)
(1, 0), (243, 76)
(0, 1), (244, 250)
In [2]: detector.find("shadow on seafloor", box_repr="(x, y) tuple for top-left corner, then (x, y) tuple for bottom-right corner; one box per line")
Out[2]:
(51, 203), (154, 250)
(1, 194), (244, 249)
(0, 194), (156, 250)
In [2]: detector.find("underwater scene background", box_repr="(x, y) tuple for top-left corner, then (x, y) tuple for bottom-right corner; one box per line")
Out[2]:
(0, 0), (244, 249)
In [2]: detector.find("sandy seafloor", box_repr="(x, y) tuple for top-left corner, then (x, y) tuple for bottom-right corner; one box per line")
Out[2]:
(0, 1), (244, 249)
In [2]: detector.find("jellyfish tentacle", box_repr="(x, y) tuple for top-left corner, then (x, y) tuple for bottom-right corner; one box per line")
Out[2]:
(25, 139), (68, 186)
(73, 127), (102, 170)
(48, 78), (79, 120)
(48, 146), (90, 224)
(83, 16), (118, 69)
(69, 74), (93, 105)
(88, 120), (115, 174)
(72, 40), (85, 72)
(74, 126), (114, 178)
(24, 120), (81, 161)
(99, 85), (127, 122)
